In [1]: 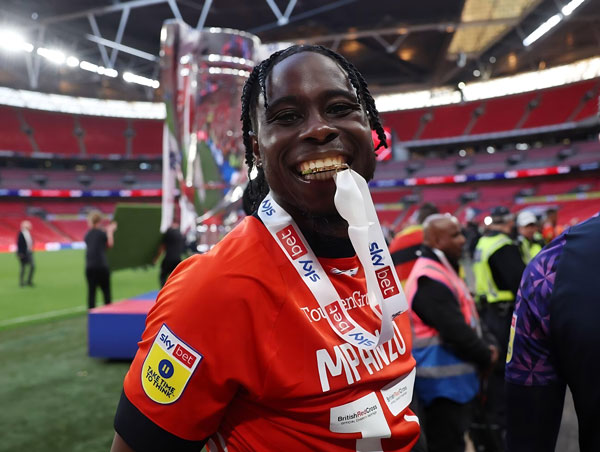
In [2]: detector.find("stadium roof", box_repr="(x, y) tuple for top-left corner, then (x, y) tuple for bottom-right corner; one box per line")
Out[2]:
(0, 0), (599, 101)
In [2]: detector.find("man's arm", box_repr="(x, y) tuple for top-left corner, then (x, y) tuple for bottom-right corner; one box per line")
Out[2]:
(113, 390), (208, 452)
(106, 221), (117, 248)
(412, 277), (493, 368)
(506, 382), (565, 452)
(488, 244), (526, 296)
(110, 433), (135, 452)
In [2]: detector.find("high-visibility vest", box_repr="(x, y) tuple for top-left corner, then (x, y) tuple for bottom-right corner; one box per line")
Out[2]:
(473, 233), (515, 303)
(518, 236), (543, 264)
(405, 256), (481, 406)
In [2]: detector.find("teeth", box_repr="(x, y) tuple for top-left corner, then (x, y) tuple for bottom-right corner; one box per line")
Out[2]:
(299, 156), (347, 176)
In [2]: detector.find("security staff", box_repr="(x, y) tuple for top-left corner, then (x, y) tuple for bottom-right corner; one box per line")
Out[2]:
(406, 214), (498, 452)
(473, 206), (526, 448)
(515, 210), (544, 264)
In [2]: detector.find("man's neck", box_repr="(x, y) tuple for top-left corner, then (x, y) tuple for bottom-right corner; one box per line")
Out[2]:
(297, 216), (355, 258)
(422, 244), (460, 270)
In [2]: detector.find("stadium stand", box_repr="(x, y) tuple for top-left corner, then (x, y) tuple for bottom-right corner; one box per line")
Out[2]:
(522, 79), (598, 129)
(382, 78), (600, 141)
(420, 102), (482, 139)
(1, 78), (598, 250)
(79, 116), (129, 157)
(0, 106), (33, 154)
(21, 109), (80, 156)
(470, 92), (537, 135)
(131, 119), (163, 157)
(380, 108), (427, 141)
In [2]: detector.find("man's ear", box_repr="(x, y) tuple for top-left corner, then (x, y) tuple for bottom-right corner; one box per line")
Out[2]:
(250, 132), (261, 166)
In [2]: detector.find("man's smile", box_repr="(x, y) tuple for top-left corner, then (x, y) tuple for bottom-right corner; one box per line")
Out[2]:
(297, 155), (348, 180)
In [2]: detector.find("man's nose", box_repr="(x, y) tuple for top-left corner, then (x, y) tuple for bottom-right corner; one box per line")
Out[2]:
(298, 113), (338, 143)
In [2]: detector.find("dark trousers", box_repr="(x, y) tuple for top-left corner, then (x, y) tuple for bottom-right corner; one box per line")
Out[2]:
(18, 252), (34, 286)
(481, 303), (512, 429)
(86, 267), (111, 309)
(160, 258), (181, 287)
(423, 397), (473, 452)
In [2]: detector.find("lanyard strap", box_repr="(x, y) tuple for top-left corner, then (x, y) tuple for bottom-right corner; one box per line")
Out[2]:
(257, 168), (407, 350)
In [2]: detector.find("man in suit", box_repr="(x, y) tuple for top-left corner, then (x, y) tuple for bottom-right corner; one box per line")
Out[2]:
(16, 220), (34, 287)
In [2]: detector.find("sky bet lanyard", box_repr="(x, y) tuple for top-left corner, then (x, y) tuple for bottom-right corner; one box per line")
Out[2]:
(258, 168), (408, 350)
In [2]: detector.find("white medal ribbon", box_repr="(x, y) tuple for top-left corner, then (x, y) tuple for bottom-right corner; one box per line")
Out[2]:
(258, 168), (408, 350)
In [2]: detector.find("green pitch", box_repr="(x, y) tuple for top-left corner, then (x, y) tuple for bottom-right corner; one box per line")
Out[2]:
(0, 249), (157, 329)
(0, 249), (159, 451)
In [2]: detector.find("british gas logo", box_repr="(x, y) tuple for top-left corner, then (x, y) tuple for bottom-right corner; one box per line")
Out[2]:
(277, 226), (307, 259)
(141, 324), (203, 404)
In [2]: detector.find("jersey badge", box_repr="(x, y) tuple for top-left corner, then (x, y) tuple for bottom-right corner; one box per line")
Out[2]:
(506, 312), (517, 364)
(141, 324), (203, 404)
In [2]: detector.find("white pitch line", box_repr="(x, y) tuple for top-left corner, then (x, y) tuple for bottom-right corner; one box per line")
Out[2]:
(0, 306), (86, 328)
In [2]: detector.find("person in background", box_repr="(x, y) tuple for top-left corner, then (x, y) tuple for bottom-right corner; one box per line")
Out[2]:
(473, 205), (526, 448)
(541, 206), (562, 243)
(84, 210), (117, 310)
(154, 220), (186, 288)
(16, 220), (34, 287)
(110, 44), (420, 452)
(515, 210), (544, 264)
(406, 214), (498, 452)
(389, 202), (439, 286)
(506, 213), (600, 451)
(463, 208), (482, 261)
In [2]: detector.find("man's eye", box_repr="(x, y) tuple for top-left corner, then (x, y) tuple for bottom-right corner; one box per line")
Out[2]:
(272, 110), (300, 123)
(328, 103), (357, 115)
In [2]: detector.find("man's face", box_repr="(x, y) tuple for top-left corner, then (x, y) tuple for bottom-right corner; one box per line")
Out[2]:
(253, 51), (375, 218)
(435, 218), (466, 261)
(519, 224), (536, 240)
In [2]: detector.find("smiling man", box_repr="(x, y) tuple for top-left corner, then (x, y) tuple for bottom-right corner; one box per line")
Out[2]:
(111, 45), (420, 452)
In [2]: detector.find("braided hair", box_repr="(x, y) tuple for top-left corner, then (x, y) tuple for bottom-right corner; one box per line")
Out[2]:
(240, 44), (387, 213)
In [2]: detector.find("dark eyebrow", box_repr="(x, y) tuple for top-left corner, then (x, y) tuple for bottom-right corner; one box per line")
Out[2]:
(265, 89), (358, 114)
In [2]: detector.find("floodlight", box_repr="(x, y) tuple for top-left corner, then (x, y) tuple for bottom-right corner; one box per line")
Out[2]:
(66, 56), (80, 68)
(0, 30), (33, 53)
(37, 47), (66, 65)
(523, 14), (562, 47)
(124, 71), (160, 88)
(562, 0), (586, 16)
(80, 60), (100, 72)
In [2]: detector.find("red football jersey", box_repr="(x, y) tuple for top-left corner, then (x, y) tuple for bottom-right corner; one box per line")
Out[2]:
(120, 216), (419, 451)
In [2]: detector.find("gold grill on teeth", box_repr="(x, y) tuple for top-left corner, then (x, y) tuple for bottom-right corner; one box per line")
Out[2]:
(301, 163), (349, 175)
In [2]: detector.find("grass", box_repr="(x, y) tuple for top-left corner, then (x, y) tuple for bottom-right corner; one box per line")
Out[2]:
(0, 316), (130, 452)
(0, 249), (158, 329)
(0, 249), (159, 451)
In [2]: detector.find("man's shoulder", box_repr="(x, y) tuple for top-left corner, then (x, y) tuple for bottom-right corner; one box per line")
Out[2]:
(519, 234), (566, 306)
(183, 217), (281, 278)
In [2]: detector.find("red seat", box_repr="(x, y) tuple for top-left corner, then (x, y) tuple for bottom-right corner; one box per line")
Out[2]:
(0, 106), (33, 154)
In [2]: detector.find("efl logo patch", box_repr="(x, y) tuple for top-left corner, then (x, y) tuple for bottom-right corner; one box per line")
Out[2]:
(141, 324), (203, 404)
